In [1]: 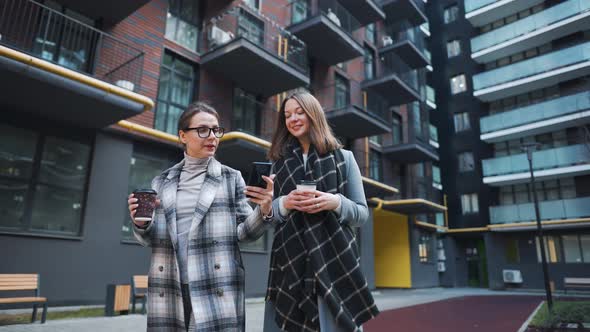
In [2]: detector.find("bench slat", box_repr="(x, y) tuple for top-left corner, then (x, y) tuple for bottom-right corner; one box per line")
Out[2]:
(0, 274), (38, 279)
(133, 276), (148, 289)
(0, 297), (46, 304)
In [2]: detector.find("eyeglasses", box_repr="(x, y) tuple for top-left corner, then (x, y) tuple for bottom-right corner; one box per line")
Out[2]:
(184, 127), (225, 138)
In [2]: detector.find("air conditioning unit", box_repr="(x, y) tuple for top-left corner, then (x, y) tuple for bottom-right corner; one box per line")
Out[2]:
(437, 249), (446, 261)
(437, 262), (446, 272)
(115, 80), (135, 91)
(209, 25), (233, 47)
(382, 35), (393, 47)
(326, 8), (341, 27)
(503, 269), (523, 283)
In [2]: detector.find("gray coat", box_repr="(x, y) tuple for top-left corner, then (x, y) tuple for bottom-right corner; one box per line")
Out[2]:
(134, 158), (273, 331)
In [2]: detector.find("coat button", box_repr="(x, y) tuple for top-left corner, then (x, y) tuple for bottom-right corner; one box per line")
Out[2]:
(159, 266), (164, 272)
(159, 292), (164, 298)
(216, 289), (224, 297)
(214, 263), (220, 270)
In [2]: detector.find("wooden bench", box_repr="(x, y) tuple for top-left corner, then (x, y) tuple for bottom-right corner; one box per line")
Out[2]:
(0, 274), (48, 323)
(564, 277), (590, 294)
(131, 275), (147, 314)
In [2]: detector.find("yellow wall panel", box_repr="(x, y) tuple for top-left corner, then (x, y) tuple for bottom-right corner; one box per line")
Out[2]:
(373, 209), (411, 288)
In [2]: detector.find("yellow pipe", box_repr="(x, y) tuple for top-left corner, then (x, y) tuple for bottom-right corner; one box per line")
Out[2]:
(365, 138), (369, 177)
(443, 194), (449, 228)
(446, 227), (489, 233)
(278, 35), (283, 58)
(118, 120), (179, 143)
(415, 220), (447, 232)
(370, 198), (447, 211)
(283, 39), (289, 61)
(0, 45), (154, 111)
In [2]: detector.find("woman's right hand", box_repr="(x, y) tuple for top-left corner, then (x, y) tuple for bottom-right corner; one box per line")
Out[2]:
(283, 189), (315, 211)
(128, 194), (160, 227)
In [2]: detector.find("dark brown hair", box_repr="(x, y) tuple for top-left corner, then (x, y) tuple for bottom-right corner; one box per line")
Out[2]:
(268, 91), (341, 161)
(177, 102), (220, 149)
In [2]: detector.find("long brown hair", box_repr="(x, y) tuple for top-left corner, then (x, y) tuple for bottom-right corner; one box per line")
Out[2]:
(268, 91), (341, 161)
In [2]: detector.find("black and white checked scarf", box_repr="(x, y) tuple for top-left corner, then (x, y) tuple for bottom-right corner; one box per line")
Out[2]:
(267, 144), (379, 332)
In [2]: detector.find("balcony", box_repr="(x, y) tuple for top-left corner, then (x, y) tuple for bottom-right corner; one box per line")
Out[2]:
(490, 197), (590, 225)
(315, 81), (391, 139)
(52, 0), (150, 26)
(465, 0), (544, 27)
(284, 0), (364, 65)
(371, 179), (446, 215)
(422, 85), (436, 110)
(200, 5), (309, 97)
(380, 21), (430, 69)
(482, 144), (590, 186)
(473, 42), (590, 102)
(377, 0), (427, 26)
(383, 108), (439, 162)
(0, 0), (152, 129)
(480, 91), (590, 143)
(471, 0), (590, 63)
(338, 0), (385, 25)
(362, 52), (420, 105)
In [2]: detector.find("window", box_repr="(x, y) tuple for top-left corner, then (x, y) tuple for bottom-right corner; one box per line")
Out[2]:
(460, 193), (479, 214)
(291, 0), (309, 24)
(419, 232), (433, 263)
(432, 165), (441, 188)
(122, 150), (175, 241)
(450, 74), (467, 94)
(365, 23), (376, 45)
(166, 0), (200, 51)
(369, 135), (382, 146)
(334, 74), (349, 109)
(536, 235), (590, 263)
(446, 39), (461, 58)
(458, 152), (475, 172)
(443, 4), (459, 24)
(536, 236), (562, 263)
(155, 53), (195, 135)
(244, 0), (260, 10)
(453, 112), (470, 132)
(364, 47), (375, 80)
(369, 150), (382, 182)
(233, 88), (261, 135)
(238, 9), (265, 46)
(410, 102), (423, 139)
(0, 124), (91, 236)
(392, 113), (402, 145)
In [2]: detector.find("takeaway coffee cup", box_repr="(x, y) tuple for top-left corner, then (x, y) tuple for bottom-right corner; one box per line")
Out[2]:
(297, 180), (317, 193)
(132, 189), (157, 223)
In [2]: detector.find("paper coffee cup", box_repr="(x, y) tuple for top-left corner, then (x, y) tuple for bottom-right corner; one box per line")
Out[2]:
(296, 180), (317, 192)
(133, 189), (157, 222)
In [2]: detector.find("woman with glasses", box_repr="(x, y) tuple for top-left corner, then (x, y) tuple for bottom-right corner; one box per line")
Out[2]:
(128, 102), (276, 331)
(263, 91), (378, 331)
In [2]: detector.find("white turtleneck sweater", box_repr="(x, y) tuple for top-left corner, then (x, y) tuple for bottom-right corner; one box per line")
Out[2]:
(176, 153), (210, 283)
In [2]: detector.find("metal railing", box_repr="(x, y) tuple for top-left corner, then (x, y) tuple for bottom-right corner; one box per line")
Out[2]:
(490, 196), (590, 224)
(0, 0), (145, 92)
(285, 0), (363, 40)
(465, 0), (498, 14)
(383, 20), (426, 52)
(313, 80), (390, 123)
(201, 4), (308, 74)
(373, 51), (419, 91)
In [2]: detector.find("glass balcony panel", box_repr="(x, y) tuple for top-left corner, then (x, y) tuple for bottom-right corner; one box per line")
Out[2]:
(473, 42), (590, 91)
(480, 92), (590, 134)
(465, 0), (497, 13)
(471, 0), (590, 52)
(491, 197), (590, 224)
(564, 197), (590, 218)
(540, 199), (567, 220)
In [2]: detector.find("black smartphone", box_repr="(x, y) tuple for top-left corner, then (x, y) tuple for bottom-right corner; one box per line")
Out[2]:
(247, 162), (272, 189)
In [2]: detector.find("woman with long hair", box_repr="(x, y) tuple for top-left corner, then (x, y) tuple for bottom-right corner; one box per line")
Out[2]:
(128, 102), (276, 331)
(264, 91), (379, 331)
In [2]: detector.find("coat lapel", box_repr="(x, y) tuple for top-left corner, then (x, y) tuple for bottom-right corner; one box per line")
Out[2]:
(189, 158), (222, 235)
(162, 160), (184, 250)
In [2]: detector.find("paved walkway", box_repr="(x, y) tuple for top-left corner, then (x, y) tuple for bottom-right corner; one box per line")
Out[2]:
(0, 288), (550, 332)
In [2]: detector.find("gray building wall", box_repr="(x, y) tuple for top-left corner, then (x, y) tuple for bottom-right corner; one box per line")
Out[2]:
(409, 222), (439, 288)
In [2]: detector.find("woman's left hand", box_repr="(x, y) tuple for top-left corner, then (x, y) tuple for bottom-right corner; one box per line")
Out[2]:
(299, 190), (341, 214)
(245, 175), (275, 216)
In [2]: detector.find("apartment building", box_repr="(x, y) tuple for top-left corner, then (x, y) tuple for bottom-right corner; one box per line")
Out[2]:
(0, 0), (448, 305)
(429, 0), (590, 289)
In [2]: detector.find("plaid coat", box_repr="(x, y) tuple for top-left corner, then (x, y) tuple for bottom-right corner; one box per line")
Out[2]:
(134, 158), (271, 331)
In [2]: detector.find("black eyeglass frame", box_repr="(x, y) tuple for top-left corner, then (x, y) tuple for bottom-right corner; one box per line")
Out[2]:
(183, 126), (225, 138)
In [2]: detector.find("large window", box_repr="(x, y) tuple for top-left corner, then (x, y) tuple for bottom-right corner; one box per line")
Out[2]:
(0, 124), (91, 236)
(233, 88), (261, 135)
(364, 47), (375, 80)
(446, 39), (461, 58)
(369, 150), (382, 182)
(535, 235), (590, 263)
(155, 53), (195, 135)
(499, 178), (576, 205)
(410, 102), (423, 139)
(122, 150), (176, 241)
(392, 113), (402, 145)
(166, 0), (200, 51)
(453, 112), (471, 132)
(365, 23), (376, 45)
(461, 193), (479, 214)
(335, 74), (349, 109)
(443, 4), (459, 24)
(450, 74), (467, 94)
(458, 152), (475, 172)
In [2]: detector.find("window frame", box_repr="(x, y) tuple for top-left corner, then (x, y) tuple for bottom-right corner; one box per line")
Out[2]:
(165, 0), (201, 51)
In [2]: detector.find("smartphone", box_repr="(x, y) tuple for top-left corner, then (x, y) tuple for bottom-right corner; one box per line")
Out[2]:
(247, 162), (272, 189)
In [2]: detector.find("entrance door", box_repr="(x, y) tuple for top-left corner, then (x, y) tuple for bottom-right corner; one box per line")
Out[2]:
(466, 238), (488, 288)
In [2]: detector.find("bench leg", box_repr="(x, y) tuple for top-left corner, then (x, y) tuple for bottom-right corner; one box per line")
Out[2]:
(31, 304), (38, 323)
(41, 303), (48, 324)
(132, 297), (136, 314)
(141, 297), (147, 315)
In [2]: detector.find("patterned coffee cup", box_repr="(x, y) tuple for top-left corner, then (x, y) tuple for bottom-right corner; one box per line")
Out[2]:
(133, 189), (157, 222)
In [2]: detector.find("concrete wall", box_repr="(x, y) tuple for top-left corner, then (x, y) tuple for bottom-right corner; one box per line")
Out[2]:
(409, 221), (440, 288)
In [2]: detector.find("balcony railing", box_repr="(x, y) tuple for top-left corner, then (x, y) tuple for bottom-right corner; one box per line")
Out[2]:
(0, 0), (145, 91)
(383, 21), (426, 52)
(464, 0), (498, 14)
(376, 52), (419, 91)
(286, 0), (363, 40)
(482, 144), (590, 177)
(480, 91), (590, 134)
(422, 85), (436, 106)
(201, 5), (308, 75)
(471, 0), (590, 53)
(314, 80), (389, 123)
(490, 196), (590, 224)
(473, 41), (590, 91)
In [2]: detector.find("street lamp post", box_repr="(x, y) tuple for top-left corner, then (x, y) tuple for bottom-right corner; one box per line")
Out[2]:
(522, 142), (553, 310)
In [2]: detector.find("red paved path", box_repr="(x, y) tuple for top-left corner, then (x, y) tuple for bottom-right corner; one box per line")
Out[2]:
(365, 295), (543, 332)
